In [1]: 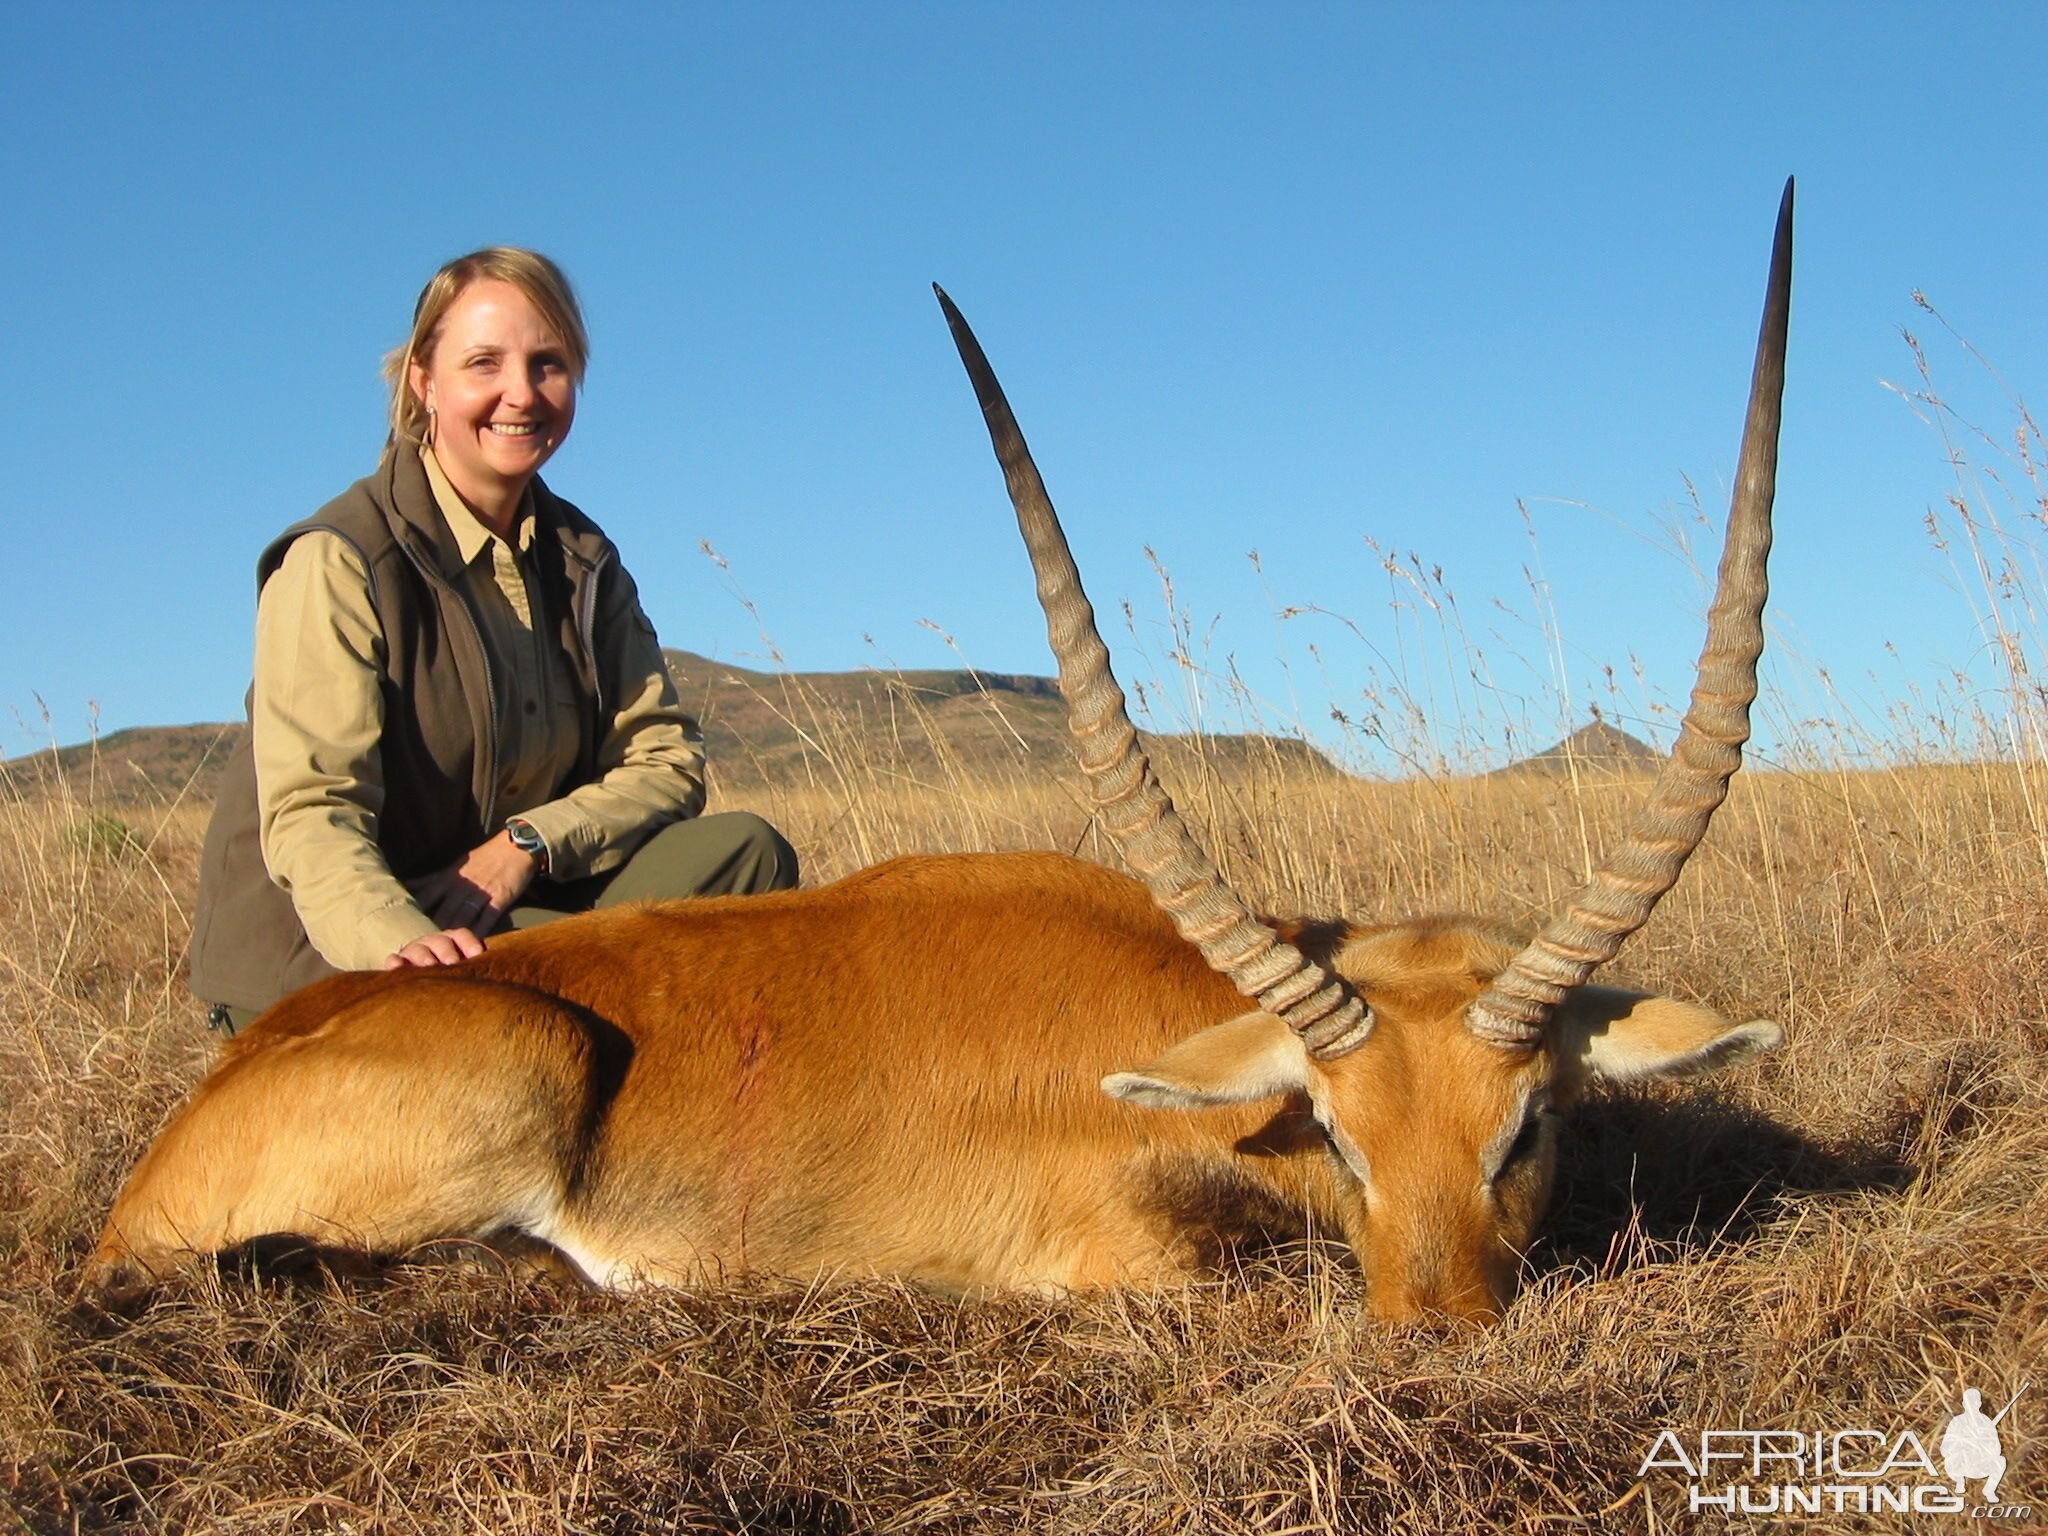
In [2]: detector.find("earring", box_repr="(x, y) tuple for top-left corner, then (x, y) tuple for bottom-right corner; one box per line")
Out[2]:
(423, 404), (435, 446)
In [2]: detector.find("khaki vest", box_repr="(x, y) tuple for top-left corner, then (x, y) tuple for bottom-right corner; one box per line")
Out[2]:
(188, 449), (618, 1011)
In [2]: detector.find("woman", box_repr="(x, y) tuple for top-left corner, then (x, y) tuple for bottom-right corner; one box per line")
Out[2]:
(189, 248), (797, 1031)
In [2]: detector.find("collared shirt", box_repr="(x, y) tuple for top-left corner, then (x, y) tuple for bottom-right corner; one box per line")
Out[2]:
(420, 447), (586, 818)
(251, 447), (706, 969)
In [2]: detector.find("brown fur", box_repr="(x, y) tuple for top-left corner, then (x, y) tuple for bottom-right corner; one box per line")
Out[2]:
(86, 851), (1776, 1321)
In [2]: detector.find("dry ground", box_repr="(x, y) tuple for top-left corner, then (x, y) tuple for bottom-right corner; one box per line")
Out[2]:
(0, 722), (2041, 1535)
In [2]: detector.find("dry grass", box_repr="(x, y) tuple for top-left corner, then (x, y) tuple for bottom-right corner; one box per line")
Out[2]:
(3, 734), (2042, 1533)
(4, 328), (2043, 1533)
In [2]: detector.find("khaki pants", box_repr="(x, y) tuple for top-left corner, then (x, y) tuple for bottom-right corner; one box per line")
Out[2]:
(215, 813), (797, 1036)
(505, 811), (798, 928)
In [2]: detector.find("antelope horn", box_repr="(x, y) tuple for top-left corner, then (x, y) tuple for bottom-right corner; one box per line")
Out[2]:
(1468, 178), (1795, 1047)
(935, 285), (1372, 1059)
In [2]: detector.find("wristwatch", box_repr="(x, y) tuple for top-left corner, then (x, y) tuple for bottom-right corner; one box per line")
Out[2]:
(505, 817), (551, 875)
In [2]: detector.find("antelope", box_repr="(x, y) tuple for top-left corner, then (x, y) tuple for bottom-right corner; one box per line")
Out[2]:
(84, 183), (1794, 1323)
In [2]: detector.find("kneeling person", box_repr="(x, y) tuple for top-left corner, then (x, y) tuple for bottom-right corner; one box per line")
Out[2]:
(189, 247), (796, 1032)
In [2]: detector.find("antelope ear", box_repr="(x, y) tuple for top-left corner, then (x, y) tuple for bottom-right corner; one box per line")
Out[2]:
(1554, 985), (1782, 1086)
(1102, 1010), (1309, 1109)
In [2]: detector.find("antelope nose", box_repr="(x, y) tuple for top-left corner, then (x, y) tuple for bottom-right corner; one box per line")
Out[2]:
(1368, 1267), (1507, 1326)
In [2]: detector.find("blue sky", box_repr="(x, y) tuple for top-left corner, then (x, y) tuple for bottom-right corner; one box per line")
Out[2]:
(6, 4), (2044, 769)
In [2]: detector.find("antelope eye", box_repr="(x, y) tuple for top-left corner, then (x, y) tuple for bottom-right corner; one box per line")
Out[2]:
(1312, 1118), (1372, 1185)
(1494, 1110), (1555, 1179)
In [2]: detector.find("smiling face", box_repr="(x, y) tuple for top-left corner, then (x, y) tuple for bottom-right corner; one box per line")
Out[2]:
(409, 278), (577, 522)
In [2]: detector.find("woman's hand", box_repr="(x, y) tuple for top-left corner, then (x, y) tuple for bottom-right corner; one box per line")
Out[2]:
(384, 928), (487, 969)
(389, 831), (542, 965)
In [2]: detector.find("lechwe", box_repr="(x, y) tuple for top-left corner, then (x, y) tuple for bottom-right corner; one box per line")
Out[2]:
(85, 183), (1793, 1323)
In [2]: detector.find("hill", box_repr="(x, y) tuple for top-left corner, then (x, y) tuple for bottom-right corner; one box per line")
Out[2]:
(1487, 719), (1661, 779)
(663, 651), (1334, 790)
(0, 652), (1336, 806)
(0, 722), (245, 808)
(3, 664), (1684, 807)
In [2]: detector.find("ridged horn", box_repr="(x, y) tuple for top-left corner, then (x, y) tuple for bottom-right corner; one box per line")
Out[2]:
(1467, 178), (1795, 1047)
(935, 284), (1372, 1059)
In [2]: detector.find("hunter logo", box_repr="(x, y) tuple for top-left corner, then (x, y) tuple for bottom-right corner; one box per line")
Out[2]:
(1942, 1386), (2024, 1507)
(1638, 1382), (2031, 1520)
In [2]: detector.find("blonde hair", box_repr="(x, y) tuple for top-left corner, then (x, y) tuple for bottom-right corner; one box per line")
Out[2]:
(382, 247), (590, 450)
